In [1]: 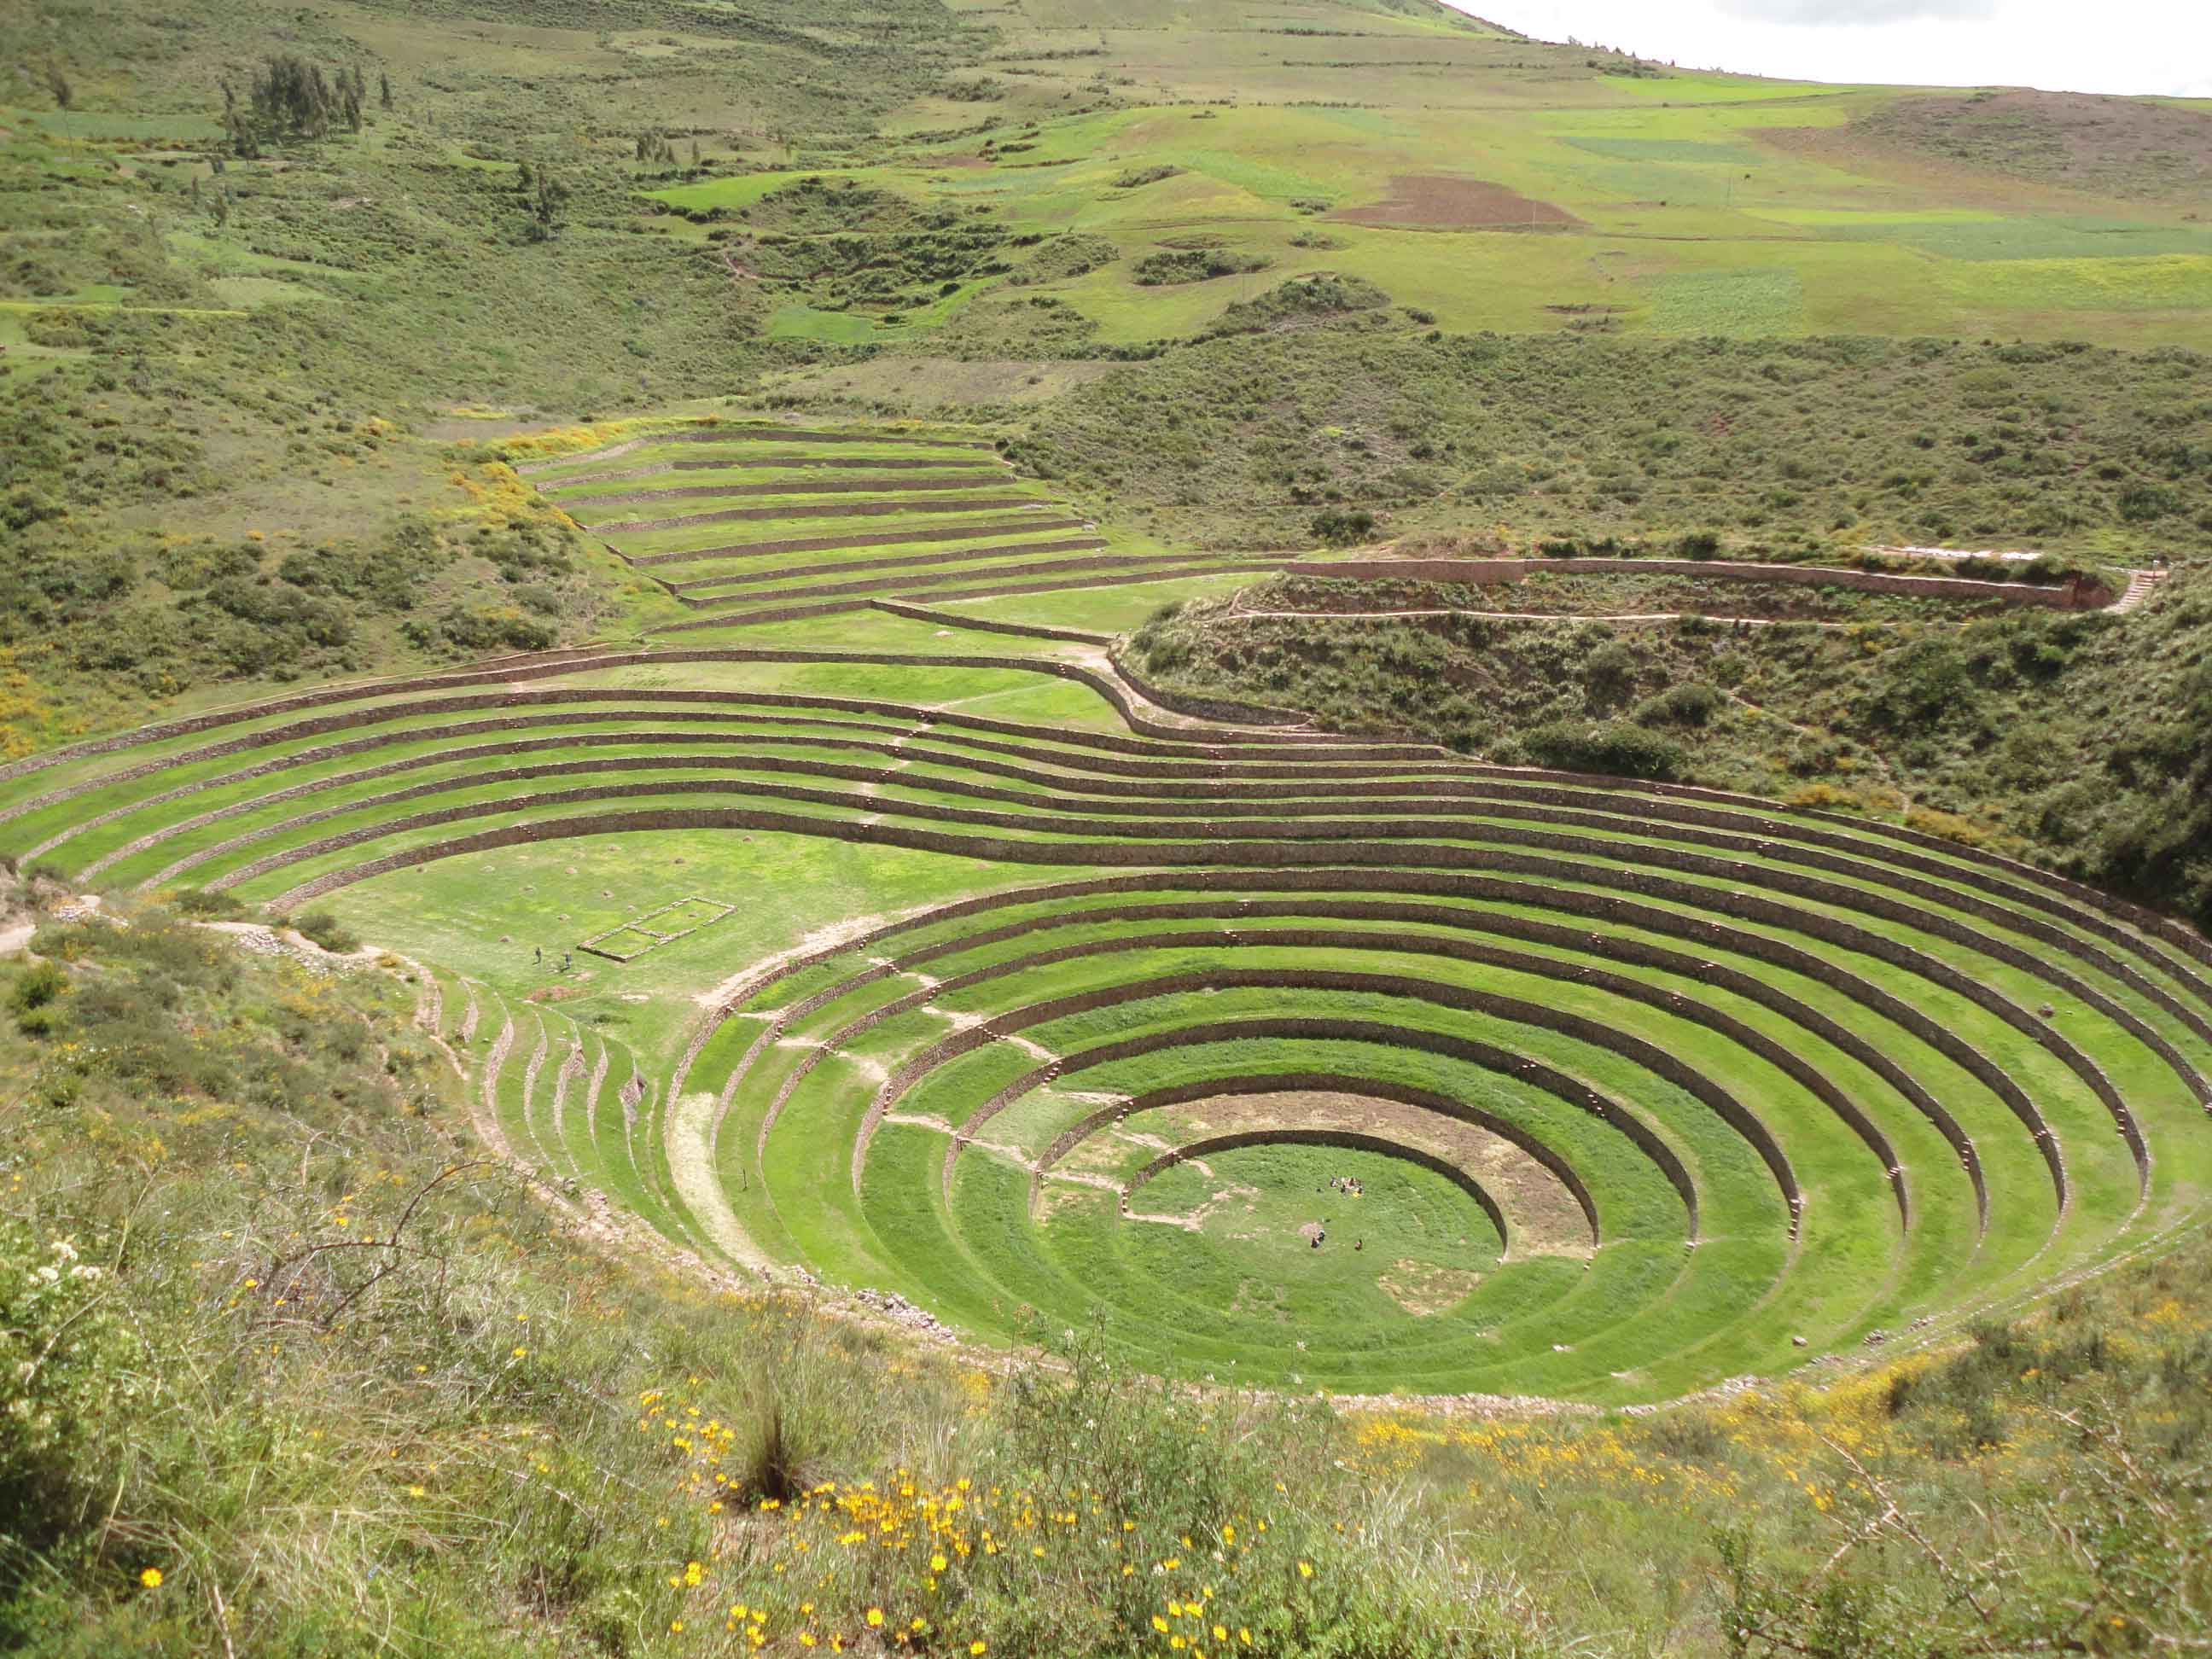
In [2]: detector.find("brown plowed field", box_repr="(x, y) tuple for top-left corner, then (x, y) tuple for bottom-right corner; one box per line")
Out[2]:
(1335, 174), (1582, 231)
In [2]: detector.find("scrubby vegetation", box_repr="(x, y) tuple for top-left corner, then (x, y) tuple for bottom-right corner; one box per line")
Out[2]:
(1126, 566), (2212, 925)
(1132, 249), (1273, 286)
(1006, 233), (1120, 286)
(1015, 329), (2212, 558)
(1205, 276), (1392, 338)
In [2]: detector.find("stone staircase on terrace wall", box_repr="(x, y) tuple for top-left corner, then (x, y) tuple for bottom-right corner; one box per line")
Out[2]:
(2109, 568), (2170, 615)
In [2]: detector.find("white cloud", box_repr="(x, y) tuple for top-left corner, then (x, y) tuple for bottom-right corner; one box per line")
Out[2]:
(1456, 0), (2212, 96)
(1714, 0), (1999, 21)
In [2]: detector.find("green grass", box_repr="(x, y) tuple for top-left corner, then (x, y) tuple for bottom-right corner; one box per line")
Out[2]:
(1639, 269), (1807, 335)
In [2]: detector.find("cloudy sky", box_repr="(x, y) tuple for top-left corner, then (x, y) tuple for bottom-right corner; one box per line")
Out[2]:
(1451, 1), (2212, 98)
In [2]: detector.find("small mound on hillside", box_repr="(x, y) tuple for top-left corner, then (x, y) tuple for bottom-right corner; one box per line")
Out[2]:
(1336, 175), (1582, 231)
(1009, 232), (1119, 286)
(1205, 275), (1390, 336)
(1110, 164), (1183, 189)
(1133, 248), (1272, 286)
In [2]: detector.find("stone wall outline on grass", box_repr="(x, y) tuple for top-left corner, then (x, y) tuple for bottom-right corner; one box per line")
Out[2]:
(577, 894), (739, 963)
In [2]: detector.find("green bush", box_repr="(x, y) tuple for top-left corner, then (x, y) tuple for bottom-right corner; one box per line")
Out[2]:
(1862, 637), (1970, 731)
(1581, 640), (1644, 699)
(1311, 508), (1377, 544)
(292, 911), (359, 953)
(166, 888), (244, 919)
(1133, 248), (1270, 286)
(1636, 680), (1726, 727)
(1516, 719), (1687, 780)
(0, 1217), (145, 1564)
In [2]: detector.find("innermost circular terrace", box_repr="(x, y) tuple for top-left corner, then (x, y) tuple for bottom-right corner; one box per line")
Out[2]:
(1051, 1087), (1595, 1263)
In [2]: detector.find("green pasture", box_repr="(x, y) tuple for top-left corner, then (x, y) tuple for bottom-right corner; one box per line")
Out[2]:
(615, 58), (2212, 349)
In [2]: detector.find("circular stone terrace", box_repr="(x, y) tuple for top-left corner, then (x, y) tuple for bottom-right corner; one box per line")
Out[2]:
(6, 626), (2209, 1405)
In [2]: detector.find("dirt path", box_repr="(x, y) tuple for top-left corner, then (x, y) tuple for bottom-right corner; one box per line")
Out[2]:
(475, 1013), (517, 1162)
(666, 1088), (774, 1272)
(1230, 602), (1854, 630)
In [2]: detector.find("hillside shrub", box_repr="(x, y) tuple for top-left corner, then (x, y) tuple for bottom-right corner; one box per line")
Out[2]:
(0, 1217), (146, 1563)
(1515, 719), (1687, 780)
(166, 888), (246, 919)
(1206, 276), (1389, 337)
(1862, 637), (1970, 731)
(1008, 233), (1119, 287)
(293, 911), (359, 953)
(1581, 640), (1644, 699)
(422, 604), (556, 654)
(8, 960), (68, 1037)
(1637, 680), (1726, 726)
(1310, 508), (1377, 544)
(1133, 249), (1270, 286)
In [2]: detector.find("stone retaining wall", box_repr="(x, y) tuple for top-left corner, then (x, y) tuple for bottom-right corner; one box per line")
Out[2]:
(564, 472), (1008, 509)
(696, 880), (2003, 1222)
(626, 518), (1091, 568)
(591, 495), (1039, 536)
(211, 760), (2202, 1145)
(1310, 557), (2104, 609)
(513, 423), (991, 474)
(1109, 650), (1317, 728)
(672, 538), (1109, 593)
(1093, 1072), (1600, 1245)
(941, 1009), (1699, 1235)
(278, 813), (2096, 1210)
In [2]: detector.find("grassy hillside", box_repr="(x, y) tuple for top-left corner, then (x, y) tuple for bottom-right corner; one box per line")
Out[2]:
(1007, 326), (2212, 557)
(3, 0), (2208, 733)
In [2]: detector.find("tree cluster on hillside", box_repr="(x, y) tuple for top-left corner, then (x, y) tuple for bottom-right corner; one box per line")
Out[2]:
(219, 54), (375, 155)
